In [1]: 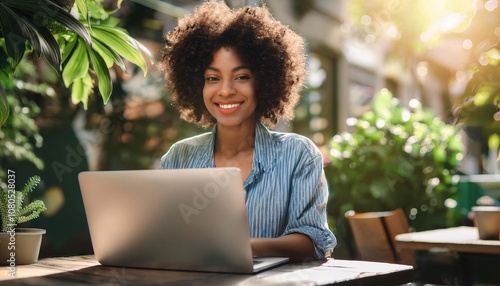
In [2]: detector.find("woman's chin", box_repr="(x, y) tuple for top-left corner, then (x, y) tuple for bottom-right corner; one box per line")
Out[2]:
(216, 118), (255, 129)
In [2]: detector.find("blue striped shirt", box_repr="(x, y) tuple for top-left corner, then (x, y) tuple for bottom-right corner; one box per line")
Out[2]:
(160, 122), (336, 259)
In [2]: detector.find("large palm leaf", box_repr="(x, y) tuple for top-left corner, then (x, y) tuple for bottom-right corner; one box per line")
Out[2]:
(61, 18), (154, 109)
(0, 0), (91, 70)
(0, 0), (155, 128)
(0, 0), (92, 127)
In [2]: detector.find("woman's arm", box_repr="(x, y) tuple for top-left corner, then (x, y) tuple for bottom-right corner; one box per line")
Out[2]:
(277, 141), (336, 260)
(250, 233), (316, 262)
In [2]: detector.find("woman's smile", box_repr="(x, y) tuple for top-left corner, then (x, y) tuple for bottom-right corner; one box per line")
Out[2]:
(216, 101), (243, 113)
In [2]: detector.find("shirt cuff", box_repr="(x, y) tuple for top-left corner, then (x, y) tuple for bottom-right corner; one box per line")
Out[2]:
(283, 225), (337, 260)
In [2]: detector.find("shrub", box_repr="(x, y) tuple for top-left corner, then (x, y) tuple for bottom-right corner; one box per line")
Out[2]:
(325, 89), (463, 231)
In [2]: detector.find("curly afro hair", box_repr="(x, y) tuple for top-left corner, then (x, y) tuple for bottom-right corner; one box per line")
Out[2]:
(161, 0), (307, 128)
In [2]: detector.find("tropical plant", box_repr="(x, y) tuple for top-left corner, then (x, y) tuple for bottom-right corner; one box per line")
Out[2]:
(0, 58), (55, 190)
(325, 89), (463, 232)
(0, 175), (46, 232)
(0, 94), (44, 188)
(455, 47), (500, 161)
(0, 0), (153, 127)
(454, 6), (500, 162)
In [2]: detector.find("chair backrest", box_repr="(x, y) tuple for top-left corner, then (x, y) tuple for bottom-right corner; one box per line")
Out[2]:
(345, 208), (415, 266)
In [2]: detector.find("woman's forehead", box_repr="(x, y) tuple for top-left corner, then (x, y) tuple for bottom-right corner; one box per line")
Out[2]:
(207, 47), (251, 69)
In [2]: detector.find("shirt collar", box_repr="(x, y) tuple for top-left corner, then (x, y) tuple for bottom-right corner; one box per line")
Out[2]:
(253, 122), (276, 173)
(206, 122), (276, 172)
(202, 125), (217, 168)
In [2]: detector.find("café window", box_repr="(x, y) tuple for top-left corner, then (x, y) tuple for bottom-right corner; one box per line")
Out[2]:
(348, 65), (376, 118)
(293, 52), (338, 146)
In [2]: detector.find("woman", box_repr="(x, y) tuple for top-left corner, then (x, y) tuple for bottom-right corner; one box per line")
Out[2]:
(160, 0), (336, 262)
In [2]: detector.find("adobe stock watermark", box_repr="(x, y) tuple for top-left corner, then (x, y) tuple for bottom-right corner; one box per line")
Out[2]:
(5, 169), (17, 278)
(51, 144), (87, 182)
(177, 132), (254, 224)
(51, 116), (115, 182)
(178, 168), (240, 224)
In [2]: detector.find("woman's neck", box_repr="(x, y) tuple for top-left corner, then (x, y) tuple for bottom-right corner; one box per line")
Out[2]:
(215, 120), (256, 158)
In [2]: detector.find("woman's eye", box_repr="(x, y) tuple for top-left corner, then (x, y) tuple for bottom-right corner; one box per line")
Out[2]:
(205, 77), (219, 82)
(236, 75), (251, 80)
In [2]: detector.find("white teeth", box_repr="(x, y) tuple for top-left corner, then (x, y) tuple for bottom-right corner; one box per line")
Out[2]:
(219, 103), (241, 109)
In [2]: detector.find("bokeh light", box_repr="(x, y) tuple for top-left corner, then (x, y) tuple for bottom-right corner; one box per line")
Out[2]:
(462, 39), (473, 49)
(484, 0), (498, 11)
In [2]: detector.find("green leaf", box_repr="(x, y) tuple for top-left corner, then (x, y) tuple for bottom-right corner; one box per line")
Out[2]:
(91, 41), (114, 68)
(0, 49), (15, 81)
(76, 0), (90, 27)
(102, 26), (154, 63)
(433, 147), (446, 163)
(92, 26), (150, 74)
(62, 35), (78, 64)
(21, 175), (41, 197)
(2, 0), (92, 46)
(104, 26), (154, 64)
(486, 48), (500, 66)
(17, 200), (47, 224)
(96, 16), (120, 27)
(62, 38), (89, 87)
(71, 73), (93, 109)
(489, 133), (500, 151)
(88, 48), (112, 103)
(0, 80), (9, 127)
(474, 86), (494, 106)
(17, 16), (62, 71)
(91, 39), (126, 70)
(0, 4), (27, 67)
(87, 0), (109, 21)
(372, 88), (393, 120)
(105, 45), (127, 72)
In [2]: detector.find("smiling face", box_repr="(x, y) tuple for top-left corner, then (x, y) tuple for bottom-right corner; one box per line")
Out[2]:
(203, 47), (257, 129)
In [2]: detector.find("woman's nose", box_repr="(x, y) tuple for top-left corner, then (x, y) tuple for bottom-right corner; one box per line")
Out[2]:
(219, 80), (236, 97)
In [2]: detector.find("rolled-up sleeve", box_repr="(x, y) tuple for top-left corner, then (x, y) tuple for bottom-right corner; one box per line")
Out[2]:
(282, 152), (337, 260)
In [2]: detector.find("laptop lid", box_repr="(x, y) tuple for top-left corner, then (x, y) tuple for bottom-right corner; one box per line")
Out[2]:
(79, 168), (262, 273)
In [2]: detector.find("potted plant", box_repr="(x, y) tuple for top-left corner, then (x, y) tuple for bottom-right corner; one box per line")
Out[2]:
(324, 89), (463, 257)
(0, 175), (47, 265)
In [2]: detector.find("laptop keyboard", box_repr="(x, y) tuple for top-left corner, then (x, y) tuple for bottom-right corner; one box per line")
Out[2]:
(253, 259), (264, 265)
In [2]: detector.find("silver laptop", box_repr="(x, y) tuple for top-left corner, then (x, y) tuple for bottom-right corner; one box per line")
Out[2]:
(78, 168), (288, 273)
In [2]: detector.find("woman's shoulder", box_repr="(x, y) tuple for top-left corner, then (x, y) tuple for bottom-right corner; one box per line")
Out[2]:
(171, 131), (213, 149)
(160, 132), (213, 169)
(268, 129), (322, 160)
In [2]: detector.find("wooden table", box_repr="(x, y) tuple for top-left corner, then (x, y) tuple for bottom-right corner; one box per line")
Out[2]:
(395, 226), (500, 285)
(0, 255), (413, 285)
(395, 226), (500, 255)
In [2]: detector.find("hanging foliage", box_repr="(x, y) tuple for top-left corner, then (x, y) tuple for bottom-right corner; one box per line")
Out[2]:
(0, 0), (154, 128)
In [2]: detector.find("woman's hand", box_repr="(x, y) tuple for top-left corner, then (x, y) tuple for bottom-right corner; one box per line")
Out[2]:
(250, 233), (316, 262)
